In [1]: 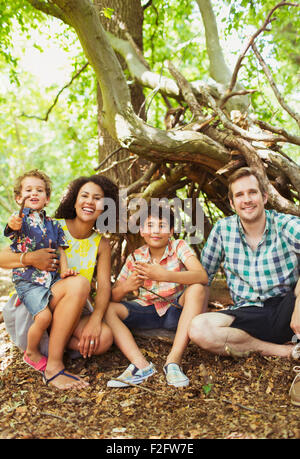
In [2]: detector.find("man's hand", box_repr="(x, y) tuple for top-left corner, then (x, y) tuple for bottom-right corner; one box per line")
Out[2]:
(291, 293), (300, 339)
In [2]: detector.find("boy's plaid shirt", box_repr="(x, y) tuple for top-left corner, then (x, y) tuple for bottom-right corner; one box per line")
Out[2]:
(201, 210), (300, 310)
(117, 239), (196, 316)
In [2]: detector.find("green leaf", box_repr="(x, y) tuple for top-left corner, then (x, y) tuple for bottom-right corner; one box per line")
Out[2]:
(202, 383), (213, 395)
(102, 8), (114, 19)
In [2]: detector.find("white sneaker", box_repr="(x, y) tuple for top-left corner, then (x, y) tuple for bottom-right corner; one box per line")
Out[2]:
(163, 363), (189, 387)
(291, 342), (300, 360)
(107, 362), (156, 388)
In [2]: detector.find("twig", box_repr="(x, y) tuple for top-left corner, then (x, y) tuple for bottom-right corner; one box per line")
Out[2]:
(228, 1), (299, 93)
(18, 196), (30, 218)
(252, 42), (300, 126)
(94, 146), (123, 171)
(98, 156), (136, 174)
(40, 411), (77, 425)
(219, 89), (257, 109)
(126, 163), (160, 195)
(221, 398), (268, 416)
(107, 378), (159, 395)
(254, 119), (300, 146)
(20, 63), (89, 122)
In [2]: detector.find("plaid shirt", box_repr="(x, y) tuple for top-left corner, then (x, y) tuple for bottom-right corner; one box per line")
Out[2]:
(201, 210), (300, 310)
(117, 239), (196, 316)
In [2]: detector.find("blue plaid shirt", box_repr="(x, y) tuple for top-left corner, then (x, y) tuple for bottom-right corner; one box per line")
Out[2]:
(201, 210), (300, 309)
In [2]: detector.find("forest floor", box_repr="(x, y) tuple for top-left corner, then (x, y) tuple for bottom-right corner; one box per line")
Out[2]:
(0, 269), (299, 440)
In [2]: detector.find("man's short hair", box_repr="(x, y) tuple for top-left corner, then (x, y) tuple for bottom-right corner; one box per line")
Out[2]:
(228, 167), (267, 202)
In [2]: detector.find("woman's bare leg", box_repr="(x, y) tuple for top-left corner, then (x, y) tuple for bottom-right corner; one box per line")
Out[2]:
(44, 276), (91, 389)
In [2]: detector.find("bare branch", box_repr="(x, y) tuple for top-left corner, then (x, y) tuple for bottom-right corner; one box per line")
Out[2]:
(228, 1), (299, 93)
(95, 146), (122, 171)
(254, 119), (300, 146)
(195, 0), (231, 85)
(252, 43), (300, 126)
(20, 63), (89, 121)
(167, 61), (206, 121)
(126, 163), (160, 195)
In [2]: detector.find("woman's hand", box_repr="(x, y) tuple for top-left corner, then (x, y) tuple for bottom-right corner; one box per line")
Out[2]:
(79, 314), (102, 358)
(26, 243), (59, 271)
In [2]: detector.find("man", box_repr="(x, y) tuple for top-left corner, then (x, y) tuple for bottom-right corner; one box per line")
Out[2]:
(188, 167), (300, 406)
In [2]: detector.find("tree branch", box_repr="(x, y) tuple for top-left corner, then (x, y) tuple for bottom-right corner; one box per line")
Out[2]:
(126, 163), (160, 195)
(252, 42), (300, 126)
(254, 119), (300, 146)
(20, 63), (89, 121)
(227, 1), (299, 94)
(26, 0), (72, 26)
(195, 0), (231, 85)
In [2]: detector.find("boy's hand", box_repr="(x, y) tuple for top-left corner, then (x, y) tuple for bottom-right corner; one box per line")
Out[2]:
(60, 268), (78, 278)
(134, 262), (168, 282)
(125, 271), (144, 293)
(8, 214), (23, 231)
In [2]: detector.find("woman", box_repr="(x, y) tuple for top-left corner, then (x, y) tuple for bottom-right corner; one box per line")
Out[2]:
(0, 174), (118, 390)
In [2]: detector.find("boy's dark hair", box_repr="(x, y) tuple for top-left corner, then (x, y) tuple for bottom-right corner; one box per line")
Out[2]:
(14, 169), (52, 200)
(140, 200), (175, 230)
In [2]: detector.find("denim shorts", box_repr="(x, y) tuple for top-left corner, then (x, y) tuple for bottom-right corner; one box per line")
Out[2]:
(15, 274), (61, 318)
(122, 298), (183, 331)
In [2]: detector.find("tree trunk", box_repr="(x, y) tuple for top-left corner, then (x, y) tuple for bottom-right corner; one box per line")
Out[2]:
(94, 0), (148, 186)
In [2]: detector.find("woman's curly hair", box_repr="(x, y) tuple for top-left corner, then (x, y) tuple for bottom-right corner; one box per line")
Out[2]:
(54, 174), (119, 220)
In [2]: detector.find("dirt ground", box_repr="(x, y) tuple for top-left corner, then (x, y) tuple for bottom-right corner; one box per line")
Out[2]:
(0, 269), (299, 440)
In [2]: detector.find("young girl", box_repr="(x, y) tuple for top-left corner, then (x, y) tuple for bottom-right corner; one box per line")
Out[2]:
(4, 170), (76, 372)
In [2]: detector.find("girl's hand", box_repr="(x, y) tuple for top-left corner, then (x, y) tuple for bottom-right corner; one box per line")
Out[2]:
(8, 214), (23, 231)
(60, 268), (78, 278)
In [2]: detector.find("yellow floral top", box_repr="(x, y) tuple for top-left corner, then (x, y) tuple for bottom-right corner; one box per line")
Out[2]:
(57, 219), (102, 283)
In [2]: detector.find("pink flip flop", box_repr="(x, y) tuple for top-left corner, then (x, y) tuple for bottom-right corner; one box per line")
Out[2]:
(23, 352), (48, 372)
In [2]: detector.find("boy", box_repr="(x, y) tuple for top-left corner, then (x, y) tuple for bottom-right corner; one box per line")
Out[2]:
(4, 169), (75, 372)
(105, 201), (208, 388)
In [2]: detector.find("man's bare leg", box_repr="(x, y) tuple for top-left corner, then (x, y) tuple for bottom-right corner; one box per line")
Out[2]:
(188, 312), (293, 358)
